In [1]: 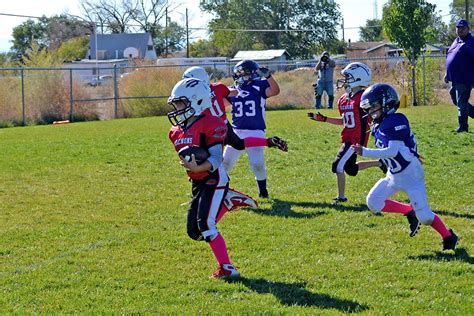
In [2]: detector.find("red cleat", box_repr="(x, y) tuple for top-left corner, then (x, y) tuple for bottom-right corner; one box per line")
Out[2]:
(210, 263), (240, 279)
(224, 188), (258, 211)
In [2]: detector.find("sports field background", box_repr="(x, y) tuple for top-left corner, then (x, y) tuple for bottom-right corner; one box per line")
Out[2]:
(0, 106), (472, 313)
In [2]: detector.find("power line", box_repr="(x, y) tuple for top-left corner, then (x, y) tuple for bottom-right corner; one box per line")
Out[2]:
(0, 12), (382, 32)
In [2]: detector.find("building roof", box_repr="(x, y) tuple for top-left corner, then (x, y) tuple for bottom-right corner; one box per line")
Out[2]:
(89, 33), (154, 59)
(346, 41), (386, 51)
(365, 42), (400, 53)
(231, 49), (290, 61)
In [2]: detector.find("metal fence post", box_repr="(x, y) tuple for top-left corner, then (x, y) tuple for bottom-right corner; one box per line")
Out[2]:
(113, 64), (118, 118)
(422, 54), (426, 106)
(21, 68), (26, 126)
(69, 69), (74, 122)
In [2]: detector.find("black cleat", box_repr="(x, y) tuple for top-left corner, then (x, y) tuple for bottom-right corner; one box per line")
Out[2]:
(404, 210), (420, 237)
(259, 189), (269, 199)
(442, 229), (458, 251)
(268, 136), (288, 152)
(332, 196), (348, 205)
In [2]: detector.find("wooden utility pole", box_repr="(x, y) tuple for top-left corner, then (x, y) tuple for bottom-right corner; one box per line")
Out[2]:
(466, 0), (470, 22)
(186, 8), (189, 58)
(165, 7), (168, 56)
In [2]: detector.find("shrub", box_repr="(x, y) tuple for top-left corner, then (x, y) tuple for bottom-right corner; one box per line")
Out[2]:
(119, 66), (183, 117)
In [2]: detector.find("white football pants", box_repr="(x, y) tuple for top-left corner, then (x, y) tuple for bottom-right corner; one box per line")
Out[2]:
(366, 158), (435, 225)
(223, 129), (267, 181)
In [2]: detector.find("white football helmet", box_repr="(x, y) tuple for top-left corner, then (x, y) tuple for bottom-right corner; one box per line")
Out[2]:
(336, 62), (372, 93)
(167, 78), (212, 127)
(182, 66), (210, 86)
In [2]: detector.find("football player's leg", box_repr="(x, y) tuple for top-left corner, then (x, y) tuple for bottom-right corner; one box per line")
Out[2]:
(225, 123), (246, 150)
(187, 183), (204, 241)
(332, 143), (353, 201)
(366, 177), (399, 214)
(223, 145), (242, 173)
(247, 146), (268, 198)
(197, 171), (235, 268)
(405, 184), (453, 239)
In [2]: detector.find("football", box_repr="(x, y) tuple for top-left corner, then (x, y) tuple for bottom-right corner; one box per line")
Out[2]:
(178, 145), (209, 165)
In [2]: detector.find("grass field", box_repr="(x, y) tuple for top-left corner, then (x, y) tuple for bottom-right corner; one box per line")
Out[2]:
(0, 105), (473, 314)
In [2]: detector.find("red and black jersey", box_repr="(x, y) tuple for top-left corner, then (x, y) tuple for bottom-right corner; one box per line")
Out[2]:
(169, 114), (227, 181)
(203, 83), (230, 122)
(337, 90), (370, 146)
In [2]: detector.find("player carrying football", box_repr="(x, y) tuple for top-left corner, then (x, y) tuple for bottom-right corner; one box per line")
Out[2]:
(308, 62), (384, 204)
(182, 66), (288, 153)
(223, 60), (281, 198)
(167, 78), (258, 279)
(353, 83), (458, 250)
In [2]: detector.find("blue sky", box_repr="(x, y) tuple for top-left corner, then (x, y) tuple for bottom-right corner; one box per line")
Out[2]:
(0, 0), (453, 54)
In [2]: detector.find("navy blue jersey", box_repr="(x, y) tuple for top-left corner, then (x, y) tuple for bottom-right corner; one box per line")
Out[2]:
(372, 113), (419, 174)
(228, 80), (270, 130)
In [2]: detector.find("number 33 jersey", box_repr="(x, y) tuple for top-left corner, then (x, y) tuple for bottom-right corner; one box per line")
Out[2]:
(228, 79), (270, 130)
(337, 90), (370, 146)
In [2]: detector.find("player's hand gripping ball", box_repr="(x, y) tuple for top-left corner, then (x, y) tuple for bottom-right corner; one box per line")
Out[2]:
(178, 145), (209, 165)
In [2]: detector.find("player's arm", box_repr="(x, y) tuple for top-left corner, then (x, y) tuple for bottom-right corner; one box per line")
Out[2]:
(265, 76), (280, 97)
(352, 140), (402, 158)
(307, 112), (343, 125)
(255, 67), (280, 97)
(180, 143), (223, 173)
(228, 88), (238, 97)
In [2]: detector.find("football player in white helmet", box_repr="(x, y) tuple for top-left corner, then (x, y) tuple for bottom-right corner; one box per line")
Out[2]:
(308, 62), (383, 204)
(181, 66), (288, 155)
(168, 78), (257, 279)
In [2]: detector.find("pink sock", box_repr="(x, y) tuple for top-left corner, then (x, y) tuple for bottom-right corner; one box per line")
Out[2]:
(216, 204), (228, 223)
(209, 233), (231, 265)
(244, 137), (268, 148)
(431, 214), (451, 238)
(382, 200), (412, 215)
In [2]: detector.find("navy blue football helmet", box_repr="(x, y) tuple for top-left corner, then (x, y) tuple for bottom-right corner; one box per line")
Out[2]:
(360, 83), (400, 122)
(233, 59), (260, 86)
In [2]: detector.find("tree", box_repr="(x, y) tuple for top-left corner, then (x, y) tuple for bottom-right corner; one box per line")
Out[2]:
(359, 19), (384, 42)
(450, 0), (473, 21)
(11, 18), (48, 58)
(80, 0), (137, 33)
(200, 0), (341, 59)
(382, 0), (436, 106)
(57, 37), (90, 61)
(189, 39), (218, 57)
(152, 21), (186, 55)
(11, 15), (91, 59)
(80, 0), (185, 55)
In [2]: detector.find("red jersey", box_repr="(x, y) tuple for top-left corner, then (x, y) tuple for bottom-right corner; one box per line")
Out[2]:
(337, 90), (370, 146)
(204, 83), (230, 122)
(169, 114), (227, 181)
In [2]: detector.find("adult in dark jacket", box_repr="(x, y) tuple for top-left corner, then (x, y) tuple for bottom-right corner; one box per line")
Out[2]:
(444, 19), (474, 133)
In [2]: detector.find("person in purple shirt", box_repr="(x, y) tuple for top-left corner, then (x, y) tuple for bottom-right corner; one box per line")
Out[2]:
(444, 19), (474, 133)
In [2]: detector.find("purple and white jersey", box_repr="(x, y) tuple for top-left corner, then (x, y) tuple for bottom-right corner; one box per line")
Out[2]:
(228, 79), (270, 130)
(371, 113), (419, 174)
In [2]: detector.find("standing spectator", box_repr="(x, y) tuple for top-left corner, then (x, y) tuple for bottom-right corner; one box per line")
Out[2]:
(314, 51), (336, 109)
(223, 60), (280, 198)
(444, 19), (474, 132)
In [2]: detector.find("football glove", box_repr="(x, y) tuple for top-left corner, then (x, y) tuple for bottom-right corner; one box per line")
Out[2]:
(307, 112), (327, 122)
(256, 67), (272, 79)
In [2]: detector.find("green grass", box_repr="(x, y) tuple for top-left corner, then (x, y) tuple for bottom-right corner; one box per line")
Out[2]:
(0, 105), (473, 314)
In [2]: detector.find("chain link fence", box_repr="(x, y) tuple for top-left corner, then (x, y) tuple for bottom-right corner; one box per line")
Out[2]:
(0, 55), (451, 127)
